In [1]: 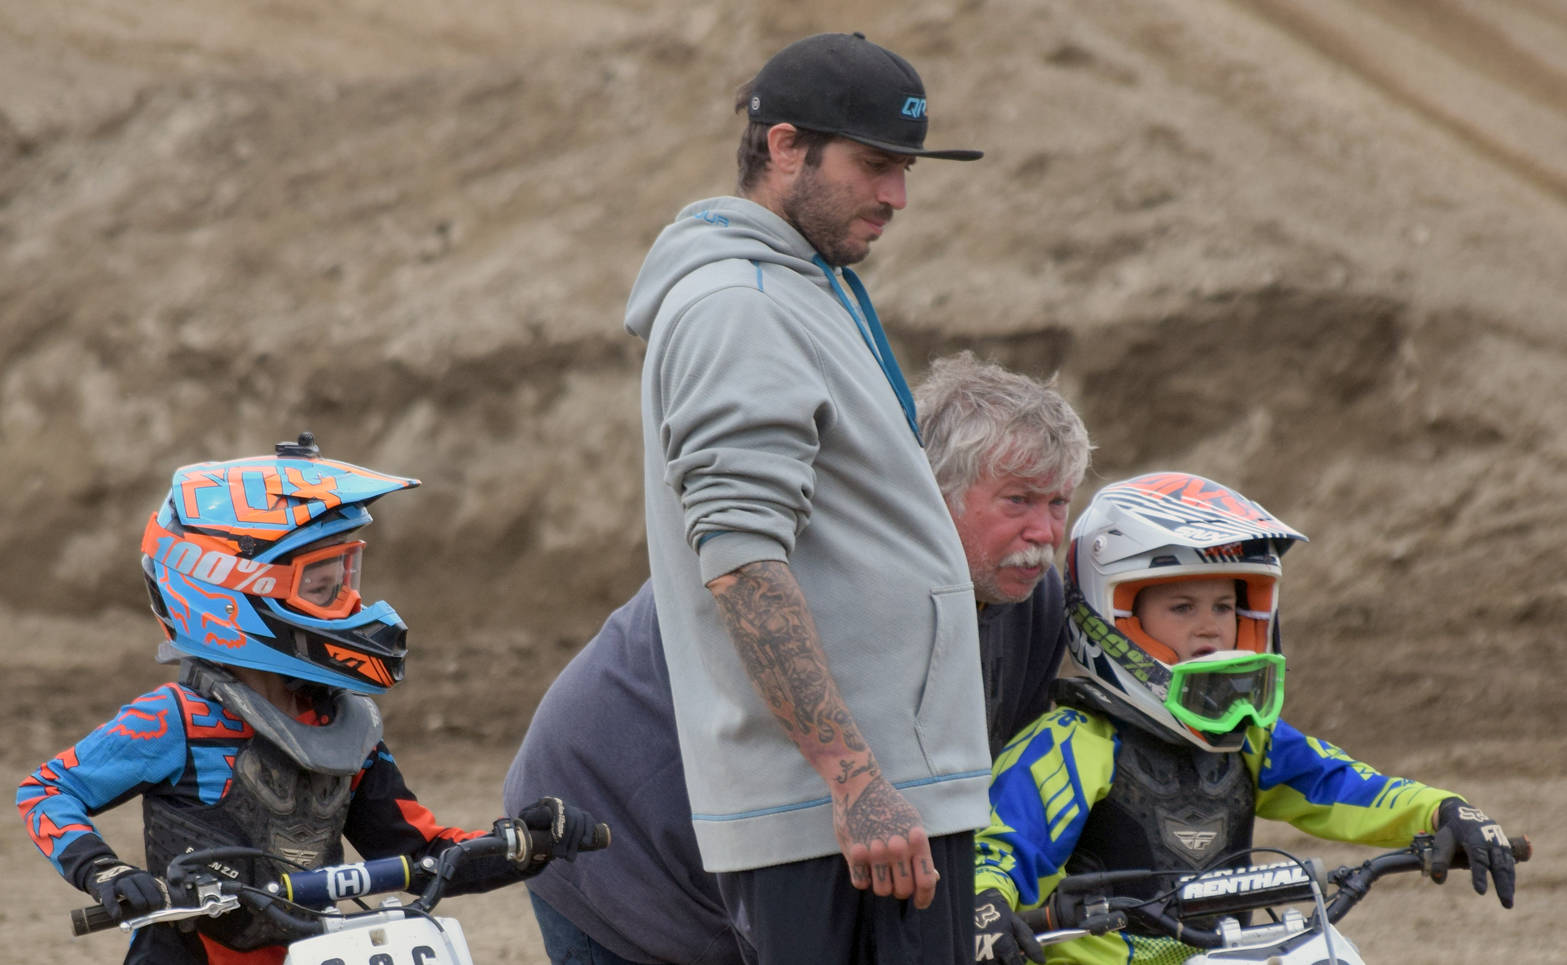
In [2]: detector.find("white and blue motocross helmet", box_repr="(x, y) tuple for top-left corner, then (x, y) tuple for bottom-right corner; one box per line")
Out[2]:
(140, 433), (420, 693)
(1064, 472), (1307, 751)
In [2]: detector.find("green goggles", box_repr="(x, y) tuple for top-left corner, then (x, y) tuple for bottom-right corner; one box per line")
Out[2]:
(1165, 652), (1285, 734)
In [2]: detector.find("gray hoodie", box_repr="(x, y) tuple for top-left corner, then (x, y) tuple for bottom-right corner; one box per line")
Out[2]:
(625, 195), (991, 871)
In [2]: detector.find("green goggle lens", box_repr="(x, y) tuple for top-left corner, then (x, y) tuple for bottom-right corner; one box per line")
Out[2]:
(1165, 652), (1285, 734)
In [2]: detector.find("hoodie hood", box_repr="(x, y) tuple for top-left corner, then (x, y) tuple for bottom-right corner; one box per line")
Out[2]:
(624, 197), (823, 342)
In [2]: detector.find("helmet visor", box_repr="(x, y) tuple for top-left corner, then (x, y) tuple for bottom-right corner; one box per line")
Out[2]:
(1165, 652), (1285, 734)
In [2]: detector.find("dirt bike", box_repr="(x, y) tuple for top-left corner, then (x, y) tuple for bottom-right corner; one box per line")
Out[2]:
(1020, 827), (1531, 964)
(67, 817), (609, 965)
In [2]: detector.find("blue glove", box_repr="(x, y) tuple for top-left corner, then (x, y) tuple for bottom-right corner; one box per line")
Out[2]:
(974, 888), (1044, 965)
(1433, 798), (1515, 908)
(85, 857), (167, 923)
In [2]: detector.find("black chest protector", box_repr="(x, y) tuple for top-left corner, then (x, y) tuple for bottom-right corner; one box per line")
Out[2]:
(141, 661), (381, 951)
(1054, 679), (1255, 915)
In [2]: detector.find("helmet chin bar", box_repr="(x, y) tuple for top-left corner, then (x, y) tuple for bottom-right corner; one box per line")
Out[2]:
(278, 617), (406, 693)
(1053, 676), (1250, 753)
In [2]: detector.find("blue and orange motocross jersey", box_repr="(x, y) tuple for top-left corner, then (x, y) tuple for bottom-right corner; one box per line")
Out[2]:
(18, 682), (498, 895)
(974, 706), (1458, 965)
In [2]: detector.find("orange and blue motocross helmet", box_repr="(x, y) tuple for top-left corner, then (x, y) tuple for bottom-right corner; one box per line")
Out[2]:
(1064, 472), (1307, 751)
(140, 433), (419, 693)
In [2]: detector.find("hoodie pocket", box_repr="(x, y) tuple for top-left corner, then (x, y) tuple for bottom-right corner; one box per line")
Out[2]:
(914, 584), (987, 775)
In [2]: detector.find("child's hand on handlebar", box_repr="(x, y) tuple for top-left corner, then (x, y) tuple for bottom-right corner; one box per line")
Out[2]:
(1433, 798), (1516, 908)
(512, 795), (609, 866)
(84, 856), (168, 923)
(973, 887), (1045, 965)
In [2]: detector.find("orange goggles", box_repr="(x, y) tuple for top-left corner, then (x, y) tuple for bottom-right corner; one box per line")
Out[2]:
(142, 516), (366, 620)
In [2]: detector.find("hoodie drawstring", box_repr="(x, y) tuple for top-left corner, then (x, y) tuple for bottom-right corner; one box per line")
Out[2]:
(812, 255), (922, 444)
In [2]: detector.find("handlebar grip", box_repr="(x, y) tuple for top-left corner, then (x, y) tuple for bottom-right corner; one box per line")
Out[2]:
(1019, 890), (1100, 933)
(1510, 833), (1532, 863)
(70, 903), (119, 937)
(1437, 828), (1532, 870)
(522, 820), (611, 857)
(1019, 904), (1064, 932)
(1019, 901), (1127, 937)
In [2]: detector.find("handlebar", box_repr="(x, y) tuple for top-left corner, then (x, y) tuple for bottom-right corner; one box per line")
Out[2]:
(71, 884), (238, 938)
(69, 817), (611, 938)
(1319, 827), (1530, 924)
(1020, 830), (1530, 950)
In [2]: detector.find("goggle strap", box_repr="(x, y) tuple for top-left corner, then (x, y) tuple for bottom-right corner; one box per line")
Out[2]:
(1065, 583), (1174, 691)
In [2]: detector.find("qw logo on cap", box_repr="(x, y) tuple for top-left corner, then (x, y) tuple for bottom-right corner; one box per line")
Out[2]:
(900, 97), (927, 120)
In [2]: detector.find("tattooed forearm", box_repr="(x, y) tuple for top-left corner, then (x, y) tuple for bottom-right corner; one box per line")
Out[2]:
(836, 758), (878, 786)
(709, 560), (868, 756)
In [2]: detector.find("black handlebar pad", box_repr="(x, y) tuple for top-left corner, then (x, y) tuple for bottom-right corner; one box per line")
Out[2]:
(70, 902), (118, 937)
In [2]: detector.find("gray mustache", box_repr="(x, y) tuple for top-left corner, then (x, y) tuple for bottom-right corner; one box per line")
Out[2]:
(999, 544), (1054, 570)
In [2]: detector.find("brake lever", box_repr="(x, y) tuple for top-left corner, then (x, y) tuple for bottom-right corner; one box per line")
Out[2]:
(119, 881), (239, 931)
(1033, 908), (1128, 946)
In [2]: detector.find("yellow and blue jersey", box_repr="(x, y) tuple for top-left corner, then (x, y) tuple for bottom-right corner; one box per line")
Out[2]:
(975, 704), (1456, 964)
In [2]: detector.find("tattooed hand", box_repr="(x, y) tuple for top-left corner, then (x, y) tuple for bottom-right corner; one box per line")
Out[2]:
(834, 773), (940, 909)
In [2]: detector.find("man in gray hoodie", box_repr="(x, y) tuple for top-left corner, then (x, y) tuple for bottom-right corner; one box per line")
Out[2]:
(623, 31), (989, 964)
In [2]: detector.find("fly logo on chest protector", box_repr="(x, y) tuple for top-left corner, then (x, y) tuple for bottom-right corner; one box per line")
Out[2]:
(1172, 828), (1220, 853)
(1164, 817), (1226, 859)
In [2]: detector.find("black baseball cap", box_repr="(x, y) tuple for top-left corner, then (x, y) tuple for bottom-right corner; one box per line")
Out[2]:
(747, 32), (983, 161)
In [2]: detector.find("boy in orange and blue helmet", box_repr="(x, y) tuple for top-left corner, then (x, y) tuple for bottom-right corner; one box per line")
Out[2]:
(18, 433), (601, 964)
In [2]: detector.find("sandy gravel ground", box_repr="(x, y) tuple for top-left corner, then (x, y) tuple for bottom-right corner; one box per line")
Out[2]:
(4, 1), (1564, 962)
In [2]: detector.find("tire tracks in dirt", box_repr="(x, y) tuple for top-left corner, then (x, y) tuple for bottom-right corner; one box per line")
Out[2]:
(1240, 0), (1567, 203)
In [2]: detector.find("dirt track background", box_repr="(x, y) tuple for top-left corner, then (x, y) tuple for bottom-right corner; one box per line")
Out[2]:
(3, 1), (1563, 961)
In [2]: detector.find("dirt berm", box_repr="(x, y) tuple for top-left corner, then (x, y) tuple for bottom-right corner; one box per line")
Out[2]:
(3, 2), (1562, 961)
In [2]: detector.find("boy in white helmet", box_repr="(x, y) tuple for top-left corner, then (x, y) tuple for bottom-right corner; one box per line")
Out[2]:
(18, 434), (602, 965)
(971, 472), (1517, 965)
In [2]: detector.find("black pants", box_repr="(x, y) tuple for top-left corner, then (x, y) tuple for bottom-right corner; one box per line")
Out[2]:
(714, 831), (974, 965)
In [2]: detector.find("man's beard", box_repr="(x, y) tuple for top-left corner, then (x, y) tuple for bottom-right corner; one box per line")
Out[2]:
(781, 164), (892, 267)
